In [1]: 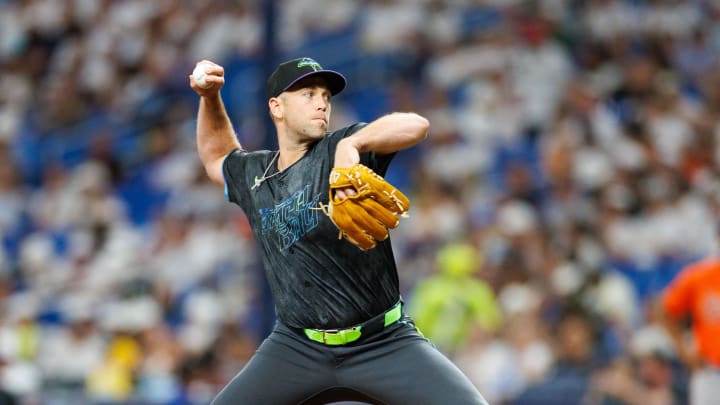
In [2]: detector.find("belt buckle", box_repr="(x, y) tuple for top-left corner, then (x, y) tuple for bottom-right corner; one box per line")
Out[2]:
(321, 329), (340, 344)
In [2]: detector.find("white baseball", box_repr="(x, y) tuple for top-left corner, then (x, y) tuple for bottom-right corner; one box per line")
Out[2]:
(192, 63), (211, 88)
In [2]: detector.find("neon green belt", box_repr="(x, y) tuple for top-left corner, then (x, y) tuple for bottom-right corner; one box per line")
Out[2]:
(304, 302), (402, 346)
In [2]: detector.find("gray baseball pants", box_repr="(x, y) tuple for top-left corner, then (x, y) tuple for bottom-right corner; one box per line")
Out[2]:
(211, 317), (488, 404)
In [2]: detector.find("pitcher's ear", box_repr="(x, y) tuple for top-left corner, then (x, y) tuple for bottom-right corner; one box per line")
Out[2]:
(268, 97), (283, 119)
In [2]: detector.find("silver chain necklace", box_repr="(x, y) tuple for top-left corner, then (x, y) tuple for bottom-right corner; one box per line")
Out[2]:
(251, 151), (281, 191)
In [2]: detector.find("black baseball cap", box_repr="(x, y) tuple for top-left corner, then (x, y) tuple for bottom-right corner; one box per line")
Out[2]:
(266, 57), (347, 99)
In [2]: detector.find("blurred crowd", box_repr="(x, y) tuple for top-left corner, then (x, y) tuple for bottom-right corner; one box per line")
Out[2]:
(1, 0), (720, 404)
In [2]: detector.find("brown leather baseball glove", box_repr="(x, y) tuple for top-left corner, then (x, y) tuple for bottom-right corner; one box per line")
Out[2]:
(323, 164), (410, 250)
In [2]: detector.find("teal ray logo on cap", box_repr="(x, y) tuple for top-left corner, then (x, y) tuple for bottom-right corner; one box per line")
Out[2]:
(297, 57), (322, 71)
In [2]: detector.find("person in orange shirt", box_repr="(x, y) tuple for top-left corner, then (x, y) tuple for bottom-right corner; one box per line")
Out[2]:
(659, 256), (720, 405)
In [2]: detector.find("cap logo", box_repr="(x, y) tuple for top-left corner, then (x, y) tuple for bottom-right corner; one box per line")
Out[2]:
(297, 57), (322, 71)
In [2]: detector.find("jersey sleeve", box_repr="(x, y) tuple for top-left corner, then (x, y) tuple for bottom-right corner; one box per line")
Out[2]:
(662, 263), (699, 319)
(222, 149), (245, 204)
(331, 122), (396, 176)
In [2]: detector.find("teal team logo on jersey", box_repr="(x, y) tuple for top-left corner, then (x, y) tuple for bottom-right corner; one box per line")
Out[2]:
(259, 184), (321, 250)
(297, 57), (322, 71)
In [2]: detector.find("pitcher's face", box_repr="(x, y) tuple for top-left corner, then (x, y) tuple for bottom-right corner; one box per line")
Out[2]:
(278, 77), (332, 140)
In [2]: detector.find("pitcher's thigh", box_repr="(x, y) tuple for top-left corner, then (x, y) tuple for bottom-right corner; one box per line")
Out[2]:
(211, 334), (332, 405)
(344, 338), (488, 405)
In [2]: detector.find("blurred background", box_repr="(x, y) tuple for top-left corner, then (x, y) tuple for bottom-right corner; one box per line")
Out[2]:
(1, 0), (720, 404)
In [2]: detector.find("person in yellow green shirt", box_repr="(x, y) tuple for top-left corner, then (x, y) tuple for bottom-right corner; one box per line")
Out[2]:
(409, 242), (502, 353)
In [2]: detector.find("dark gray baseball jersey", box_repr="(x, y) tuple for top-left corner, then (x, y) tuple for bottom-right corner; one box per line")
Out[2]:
(222, 123), (398, 329)
(217, 124), (487, 405)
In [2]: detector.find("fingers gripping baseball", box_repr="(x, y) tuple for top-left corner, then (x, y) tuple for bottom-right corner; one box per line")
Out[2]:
(189, 60), (225, 95)
(324, 164), (410, 250)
